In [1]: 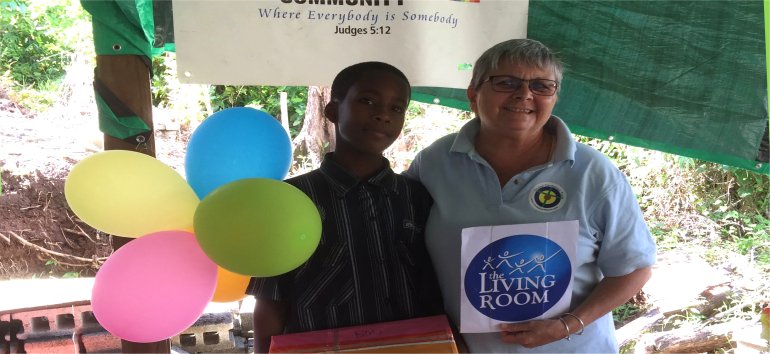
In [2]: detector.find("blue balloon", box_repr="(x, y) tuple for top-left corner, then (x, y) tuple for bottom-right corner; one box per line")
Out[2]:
(185, 107), (292, 199)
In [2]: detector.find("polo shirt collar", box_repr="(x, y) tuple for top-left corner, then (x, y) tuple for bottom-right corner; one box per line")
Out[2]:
(450, 116), (576, 166)
(319, 153), (399, 198)
(449, 118), (479, 154)
(549, 116), (577, 166)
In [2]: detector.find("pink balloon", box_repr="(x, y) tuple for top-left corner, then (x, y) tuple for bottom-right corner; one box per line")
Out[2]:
(91, 230), (217, 343)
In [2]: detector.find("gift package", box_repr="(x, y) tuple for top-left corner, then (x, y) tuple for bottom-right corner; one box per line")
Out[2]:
(269, 315), (458, 353)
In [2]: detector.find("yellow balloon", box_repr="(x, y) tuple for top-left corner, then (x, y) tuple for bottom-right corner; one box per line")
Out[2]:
(65, 150), (199, 237)
(211, 266), (250, 303)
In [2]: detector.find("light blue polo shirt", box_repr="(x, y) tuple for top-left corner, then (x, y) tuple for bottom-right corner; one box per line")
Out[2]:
(405, 116), (656, 353)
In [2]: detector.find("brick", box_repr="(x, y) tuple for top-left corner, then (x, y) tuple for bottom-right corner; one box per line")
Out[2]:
(173, 302), (245, 353)
(80, 327), (121, 353)
(21, 329), (75, 353)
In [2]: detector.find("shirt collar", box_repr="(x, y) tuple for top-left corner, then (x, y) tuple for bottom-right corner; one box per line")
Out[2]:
(450, 116), (576, 166)
(449, 118), (479, 154)
(319, 153), (399, 198)
(548, 115), (577, 166)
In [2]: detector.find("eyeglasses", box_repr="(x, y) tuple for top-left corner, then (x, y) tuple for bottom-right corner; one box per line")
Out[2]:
(479, 75), (559, 96)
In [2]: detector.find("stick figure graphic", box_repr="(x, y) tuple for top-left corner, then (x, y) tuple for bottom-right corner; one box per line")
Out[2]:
(509, 257), (534, 275)
(496, 251), (522, 270)
(482, 256), (496, 270)
(528, 249), (563, 273)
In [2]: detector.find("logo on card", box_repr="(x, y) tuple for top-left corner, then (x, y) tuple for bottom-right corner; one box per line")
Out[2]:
(463, 235), (571, 321)
(530, 183), (565, 212)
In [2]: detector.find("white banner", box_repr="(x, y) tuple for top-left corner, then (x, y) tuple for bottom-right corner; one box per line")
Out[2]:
(460, 220), (578, 333)
(173, 0), (528, 88)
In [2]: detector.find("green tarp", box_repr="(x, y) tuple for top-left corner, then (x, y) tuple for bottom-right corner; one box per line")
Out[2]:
(82, 0), (770, 175)
(532, 1), (768, 175)
(415, 0), (770, 175)
(94, 90), (150, 140)
(81, 0), (155, 58)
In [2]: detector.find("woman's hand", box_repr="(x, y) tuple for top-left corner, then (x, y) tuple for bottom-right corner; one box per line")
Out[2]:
(497, 267), (653, 349)
(498, 319), (567, 348)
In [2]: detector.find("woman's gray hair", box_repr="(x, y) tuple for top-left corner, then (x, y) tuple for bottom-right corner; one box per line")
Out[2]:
(470, 39), (563, 90)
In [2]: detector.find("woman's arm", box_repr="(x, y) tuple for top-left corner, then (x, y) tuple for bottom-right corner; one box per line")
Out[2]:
(498, 266), (652, 348)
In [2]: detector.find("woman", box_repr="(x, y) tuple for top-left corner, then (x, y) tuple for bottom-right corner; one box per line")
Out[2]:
(405, 39), (656, 352)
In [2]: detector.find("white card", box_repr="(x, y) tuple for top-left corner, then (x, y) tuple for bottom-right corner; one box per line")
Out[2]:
(460, 220), (578, 333)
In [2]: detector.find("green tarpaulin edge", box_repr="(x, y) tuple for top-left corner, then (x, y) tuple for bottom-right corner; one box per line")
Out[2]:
(412, 88), (469, 112)
(766, 0), (770, 174)
(81, 0), (154, 58)
(527, 0), (769, 175)
(95, 91), (151, 140)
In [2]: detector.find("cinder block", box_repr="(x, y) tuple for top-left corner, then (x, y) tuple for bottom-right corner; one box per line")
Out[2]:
(2, 303), (117, 353)
(173, 311), (235, 353)
(238, 296), (256, 352)
(239, 296), (256, 335)
(21, 329), (75, 353)
(8, 303), (94, 336)
(3, 294), (259, 353)
(1, 318), (10, 349)
(3, 319), (24, 346)
(79, 327), (121, 353)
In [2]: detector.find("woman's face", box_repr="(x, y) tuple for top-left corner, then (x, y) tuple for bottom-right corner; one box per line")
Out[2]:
(467, 61), (558, 140)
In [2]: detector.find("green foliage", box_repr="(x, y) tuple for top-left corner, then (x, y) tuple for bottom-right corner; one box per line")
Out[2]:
(10, 81), (59, 112)
(150, 53), (307, 136)
(1, 0), (90, 111)
(210, 85), (308, 137)
(662, 308), (708, 329)
(406, 100), (426, 119)
(613, 303), (641, 325)
(62, 271), (80, 278)
(577, 134), (770, 269)
(150, 53), (210, 126)
(618, 339), (638, 354)
(151, 55), (172, 107)
(0, 0), (80, 88)
(686, 165), (770, 265)
(42, 259), (80, 278)
(385, 103), (471, 172)
(577, 137), (630, 170)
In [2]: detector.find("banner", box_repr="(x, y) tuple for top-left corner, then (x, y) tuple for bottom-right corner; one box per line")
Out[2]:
(460, 220), (578, 333)
(172, 0), (528, 88)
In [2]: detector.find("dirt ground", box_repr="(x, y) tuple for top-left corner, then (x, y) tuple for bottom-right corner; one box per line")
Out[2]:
(0, 85), (186, 279)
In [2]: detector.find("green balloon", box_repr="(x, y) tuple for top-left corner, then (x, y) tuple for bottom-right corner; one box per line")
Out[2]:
(194, 178), (321, 277)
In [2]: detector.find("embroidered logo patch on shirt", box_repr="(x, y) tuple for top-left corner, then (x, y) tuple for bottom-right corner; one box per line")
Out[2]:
(529, 183), (565, 212)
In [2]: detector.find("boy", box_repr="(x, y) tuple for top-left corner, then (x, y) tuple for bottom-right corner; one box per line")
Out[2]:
(248, 62), (442, 353)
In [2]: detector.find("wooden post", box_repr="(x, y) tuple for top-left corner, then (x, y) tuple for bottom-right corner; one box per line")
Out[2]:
(96, 55), (156, 154)
(94, 54), (169, 353)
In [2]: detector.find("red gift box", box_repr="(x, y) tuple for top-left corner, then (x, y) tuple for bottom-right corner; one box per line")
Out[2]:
(269, 315), (458, 353)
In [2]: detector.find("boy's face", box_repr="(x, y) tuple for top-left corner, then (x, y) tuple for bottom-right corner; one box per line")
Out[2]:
(326, 70), (409, 156)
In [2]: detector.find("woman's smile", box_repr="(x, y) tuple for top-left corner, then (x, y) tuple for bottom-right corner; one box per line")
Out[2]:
(502, 106), (534, 114)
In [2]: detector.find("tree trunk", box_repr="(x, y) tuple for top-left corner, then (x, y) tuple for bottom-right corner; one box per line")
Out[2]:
(291, 86), (335, 174)
(616, 308), (664, 349)
(635, 321), (743, 353)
